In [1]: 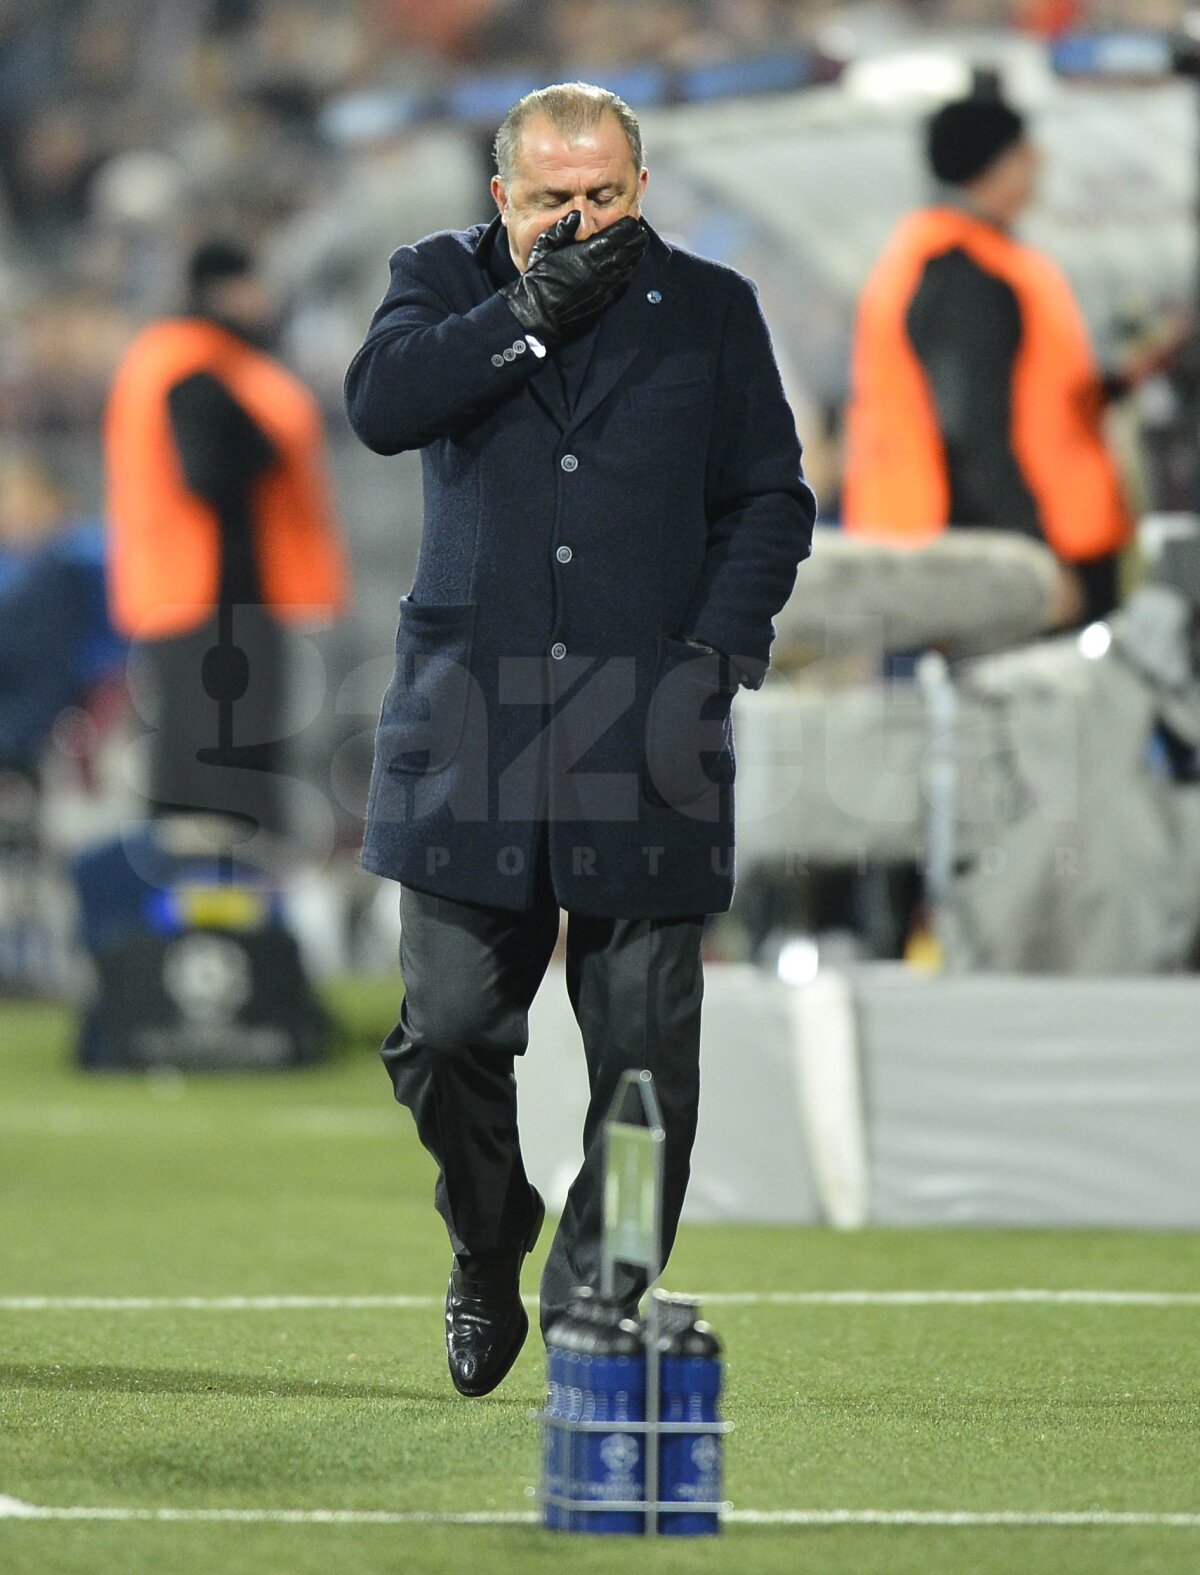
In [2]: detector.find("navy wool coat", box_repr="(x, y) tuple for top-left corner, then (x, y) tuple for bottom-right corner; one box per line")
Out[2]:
(345, 216), (815, 917)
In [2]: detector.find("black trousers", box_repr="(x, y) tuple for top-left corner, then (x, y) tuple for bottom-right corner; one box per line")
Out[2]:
(381, 870), (705, 1335)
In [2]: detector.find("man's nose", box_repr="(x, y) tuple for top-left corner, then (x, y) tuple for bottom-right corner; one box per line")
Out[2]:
(571, 203), (597, 240)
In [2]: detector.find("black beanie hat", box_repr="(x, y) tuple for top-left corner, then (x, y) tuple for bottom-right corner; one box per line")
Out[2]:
(926, 96), (1026, 186)
(187, 239), (254, 295)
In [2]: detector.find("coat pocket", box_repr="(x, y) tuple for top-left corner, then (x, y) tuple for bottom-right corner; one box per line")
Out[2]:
(643, 633), (737, 811)
(381, 598), (477, 775)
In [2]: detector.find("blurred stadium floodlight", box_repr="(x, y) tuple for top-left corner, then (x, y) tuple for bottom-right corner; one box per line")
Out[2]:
(842, 51), (973, 108)
(1077, 622), (1113, 661)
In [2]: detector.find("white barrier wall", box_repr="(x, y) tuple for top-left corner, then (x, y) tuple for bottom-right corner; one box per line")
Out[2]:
(516, 964), (1200, 1229)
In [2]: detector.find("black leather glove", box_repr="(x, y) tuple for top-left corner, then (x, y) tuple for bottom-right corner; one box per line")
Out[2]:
(501, 211), (649, 345)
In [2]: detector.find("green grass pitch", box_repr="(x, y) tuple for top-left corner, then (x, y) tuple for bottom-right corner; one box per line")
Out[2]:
(2, 987), (1199, 1574)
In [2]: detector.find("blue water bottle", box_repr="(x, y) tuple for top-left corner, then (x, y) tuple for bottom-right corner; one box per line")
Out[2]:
(542, 1295), (589, 1532)
(658, 1311), (724, 1535)
(569, 1300), (647, 1535)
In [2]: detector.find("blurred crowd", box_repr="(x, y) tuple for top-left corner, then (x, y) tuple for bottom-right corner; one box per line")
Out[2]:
(0, 0), (1191, 443)
(0, 0), (1197, 994)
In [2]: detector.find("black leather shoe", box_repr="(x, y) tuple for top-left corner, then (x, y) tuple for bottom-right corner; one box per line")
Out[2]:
(445, 1189), (545, 1398)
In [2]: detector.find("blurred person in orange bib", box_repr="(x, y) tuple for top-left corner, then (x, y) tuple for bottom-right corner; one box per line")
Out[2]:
(843, 91), (1164, 626)
(104, 241), (347, 841)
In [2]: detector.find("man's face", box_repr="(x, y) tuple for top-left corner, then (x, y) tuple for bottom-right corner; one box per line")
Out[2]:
(978, 138), (1041, 224)
(203, 274), (279, 343)
(492, 111), (648, 272)
(1004, 140), (1041, 215)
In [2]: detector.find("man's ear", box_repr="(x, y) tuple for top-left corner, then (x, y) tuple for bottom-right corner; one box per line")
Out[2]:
(491, 175), (508, 223)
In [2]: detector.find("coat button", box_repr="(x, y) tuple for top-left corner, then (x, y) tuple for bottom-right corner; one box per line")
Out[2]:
(550, 641), (567, 660)
(560, 454), (578, 473)
(491, 353), (505, 368)
(514, 340), (527, 354)
(555, 545), (573, 563)
(647, 289), (662, 304)
(503, 347), (516, 361)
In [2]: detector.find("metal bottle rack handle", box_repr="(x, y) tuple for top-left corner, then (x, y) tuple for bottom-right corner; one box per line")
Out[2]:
(538, 1068), (733, 1535)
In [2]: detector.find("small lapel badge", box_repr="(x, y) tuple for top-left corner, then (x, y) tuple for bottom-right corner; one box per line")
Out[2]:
(646, 289), (662, 304)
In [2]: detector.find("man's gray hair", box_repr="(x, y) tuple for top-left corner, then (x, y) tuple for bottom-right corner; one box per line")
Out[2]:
(494, 82), (644, 185)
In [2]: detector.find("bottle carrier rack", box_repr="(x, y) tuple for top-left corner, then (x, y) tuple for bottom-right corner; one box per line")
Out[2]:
(537, 1068), (733, 1535)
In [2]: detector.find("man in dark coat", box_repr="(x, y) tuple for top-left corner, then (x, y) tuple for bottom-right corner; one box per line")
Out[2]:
(345, 82), (815, 1397)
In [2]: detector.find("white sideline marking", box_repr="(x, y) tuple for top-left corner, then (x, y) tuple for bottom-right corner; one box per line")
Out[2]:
(729, 1511), (1200, 1528)
(0, 1106), (396, 1139)
(0, 1110), (104, 1136)
(269, 1110), (396, 1137)
(701, 1290), (1200, 1308)
(2, 1499), (1199, 1529)
(3, 1290), (1200, 1313)
(0, 1296), (440, 1312)
(0, 1497), (39, 1518)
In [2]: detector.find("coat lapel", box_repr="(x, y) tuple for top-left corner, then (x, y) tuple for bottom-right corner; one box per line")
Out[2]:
(568, 228), (673, 433)
(528, 358), (570, 431)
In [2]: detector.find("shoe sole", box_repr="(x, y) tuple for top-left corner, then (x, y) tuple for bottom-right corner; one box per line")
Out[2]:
(449, 1188), (546, 1399)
